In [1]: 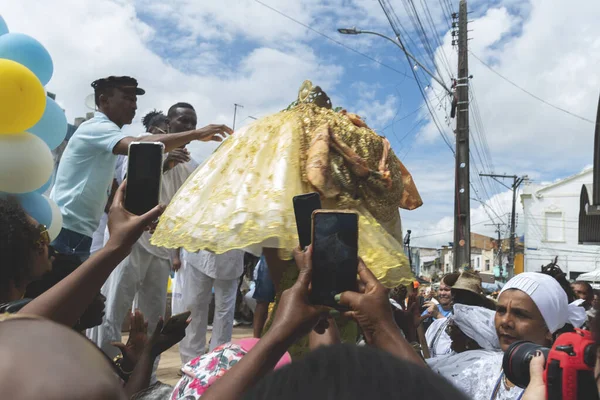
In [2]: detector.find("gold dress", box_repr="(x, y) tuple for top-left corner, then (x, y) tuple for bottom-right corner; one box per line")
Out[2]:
(151, 81), (422, 288)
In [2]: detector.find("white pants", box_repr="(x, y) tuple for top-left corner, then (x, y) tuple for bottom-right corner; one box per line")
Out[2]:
(87, 242), (171, 360)
(90, 213), (108, 255)
(172, 262), (238, 364)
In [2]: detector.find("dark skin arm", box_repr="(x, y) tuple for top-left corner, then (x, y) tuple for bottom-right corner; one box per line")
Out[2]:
(124, 316), (189, 398)
(339, 260), (424, 365)
(202, 247), (327, 400)
(113, 124), (233, 155)
(19, 181), (165, 327)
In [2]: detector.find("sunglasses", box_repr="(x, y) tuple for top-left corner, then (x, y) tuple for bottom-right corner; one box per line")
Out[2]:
(36, 224), (50, 246)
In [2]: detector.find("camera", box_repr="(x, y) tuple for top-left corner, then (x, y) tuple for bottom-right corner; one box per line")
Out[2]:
(503, 329), (597, 400)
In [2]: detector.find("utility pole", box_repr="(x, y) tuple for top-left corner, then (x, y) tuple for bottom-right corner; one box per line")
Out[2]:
(486, 223), (505, 278)
(480, 174), (526, 278)
(453, 0), (471, 272)
(232, 103), (243, 131)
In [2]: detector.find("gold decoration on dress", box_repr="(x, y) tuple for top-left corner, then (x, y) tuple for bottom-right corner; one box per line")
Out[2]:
(151, 80), (423, 288)
(306, 123), (340, 198)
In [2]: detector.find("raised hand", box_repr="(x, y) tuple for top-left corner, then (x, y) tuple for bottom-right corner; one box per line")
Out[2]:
(338, 259), (424, 364)
(106, 180), (165, 251)
(269, 246), (328, 341)
(149, 316), (190, 358)
(193, 124), (233, 143)
(164, 148), (191, 171)
(112, 310), (149, 368)
(337, 258), (394, 343)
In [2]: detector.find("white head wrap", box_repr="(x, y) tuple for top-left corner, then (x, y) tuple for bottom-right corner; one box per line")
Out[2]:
(451, 304), (500, 350)
(500, 272), (587, 333)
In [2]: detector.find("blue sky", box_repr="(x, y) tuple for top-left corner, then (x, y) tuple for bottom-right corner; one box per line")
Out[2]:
(2, 0), (599, 247)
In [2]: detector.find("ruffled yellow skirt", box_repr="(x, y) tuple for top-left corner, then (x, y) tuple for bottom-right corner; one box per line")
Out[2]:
(151, 107), (414, 288)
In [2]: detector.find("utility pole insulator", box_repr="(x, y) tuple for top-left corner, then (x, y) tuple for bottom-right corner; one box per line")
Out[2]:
(453, 0), (471, 273)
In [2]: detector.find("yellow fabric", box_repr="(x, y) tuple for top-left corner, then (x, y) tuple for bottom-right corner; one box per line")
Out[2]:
(151, 101), (415, 288)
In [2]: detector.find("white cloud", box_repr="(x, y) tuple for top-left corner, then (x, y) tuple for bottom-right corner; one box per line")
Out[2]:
(0, 0), (344, 163)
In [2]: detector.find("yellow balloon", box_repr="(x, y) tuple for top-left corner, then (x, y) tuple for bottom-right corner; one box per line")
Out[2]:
(0, 58), (46, 134)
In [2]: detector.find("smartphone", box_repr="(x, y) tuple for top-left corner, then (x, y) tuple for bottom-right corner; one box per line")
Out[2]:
(293, 192), (322, 249)
(125, 142), (164, 215)
(310, 210), (359, 308)
(161, 310), (191, 335)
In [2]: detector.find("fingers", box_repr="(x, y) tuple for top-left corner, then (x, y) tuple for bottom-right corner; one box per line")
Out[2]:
(220, 125), (233, 135)
(293, 246), (312, 287)
(356, 258), (378, 287)
(139, 204), (166, 227)
(111, 342), (126, 352)
(338, 290), (361, 310)
(154, 316), (164, 335)
(529, 351), (546, 385)
(112, 179), (127, 208)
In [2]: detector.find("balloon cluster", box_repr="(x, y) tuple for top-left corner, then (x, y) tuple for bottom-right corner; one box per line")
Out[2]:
(0, 15), (65, 241)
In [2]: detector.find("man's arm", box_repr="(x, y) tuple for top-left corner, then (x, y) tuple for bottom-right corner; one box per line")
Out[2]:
(113, 124), (232, 155)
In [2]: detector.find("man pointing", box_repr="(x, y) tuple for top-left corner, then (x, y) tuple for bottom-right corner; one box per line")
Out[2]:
(50, 76), (231, 261)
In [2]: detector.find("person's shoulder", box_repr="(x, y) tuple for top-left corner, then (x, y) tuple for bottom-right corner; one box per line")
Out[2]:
(77, 113), (121, 134)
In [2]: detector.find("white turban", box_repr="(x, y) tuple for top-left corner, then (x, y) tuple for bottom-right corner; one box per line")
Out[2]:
(451, 304), (500, 350)
(500, 272), (586, 333)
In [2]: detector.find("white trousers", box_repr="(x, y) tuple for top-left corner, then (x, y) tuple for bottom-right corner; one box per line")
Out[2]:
(172, 262), (238, 364)
(87, 242), (171, 360)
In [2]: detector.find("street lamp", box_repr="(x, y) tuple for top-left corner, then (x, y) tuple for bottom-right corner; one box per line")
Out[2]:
(337, 27), (452, 96)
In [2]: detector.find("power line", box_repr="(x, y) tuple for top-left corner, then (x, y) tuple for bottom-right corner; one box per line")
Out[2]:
(412, 214), (509, 239)
(253, 0), (415, 80)
(470, 51), (595, 124)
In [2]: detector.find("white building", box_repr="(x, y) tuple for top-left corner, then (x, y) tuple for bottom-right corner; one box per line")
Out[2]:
(521, 168), (600, 279)
(410, 247), (440, 278)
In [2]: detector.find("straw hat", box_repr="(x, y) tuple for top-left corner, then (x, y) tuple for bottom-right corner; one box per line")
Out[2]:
(452, 271), (483, 295)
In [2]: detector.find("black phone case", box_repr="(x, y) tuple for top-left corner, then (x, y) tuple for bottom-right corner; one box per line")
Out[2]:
(293, 193), (322, 249)
(310, 212), (358, 309)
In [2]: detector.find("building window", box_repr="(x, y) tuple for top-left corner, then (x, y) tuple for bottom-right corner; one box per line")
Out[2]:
(476, 258), (480, 269)
(544, 211), (564, 242)
(485, 259), (490, 271)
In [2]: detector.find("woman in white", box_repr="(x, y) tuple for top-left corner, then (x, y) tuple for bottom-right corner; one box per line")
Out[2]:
(452, 272), (586, 400)
(427, 304), (501, 381)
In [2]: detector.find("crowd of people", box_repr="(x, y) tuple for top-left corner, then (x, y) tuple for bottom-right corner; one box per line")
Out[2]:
(1, 75), (600, 400)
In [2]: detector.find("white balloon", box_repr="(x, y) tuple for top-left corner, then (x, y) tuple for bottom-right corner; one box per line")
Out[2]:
(0, 132), (53, 193)
(44, 195), (62, 242)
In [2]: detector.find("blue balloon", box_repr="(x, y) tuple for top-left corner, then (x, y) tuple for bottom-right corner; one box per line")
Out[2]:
(0, 16), (8, 36)
(0, 33), (53, 85)
(17, 192), (52, 227)
(29, 97), (67, 149)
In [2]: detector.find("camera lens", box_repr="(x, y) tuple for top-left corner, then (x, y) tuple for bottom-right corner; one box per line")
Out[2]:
(503, 341), (550, 388)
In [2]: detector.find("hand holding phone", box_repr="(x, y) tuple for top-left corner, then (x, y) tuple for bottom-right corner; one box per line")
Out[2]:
(125, 142), (164, 215)
(310, 210), (359, 308)
(161, 310), (191, 335)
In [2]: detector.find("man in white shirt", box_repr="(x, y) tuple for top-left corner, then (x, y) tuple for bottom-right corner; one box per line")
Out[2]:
(50, 76), (231, 262)
(88, 105), (199, 365)
(172, 249), (244, 363)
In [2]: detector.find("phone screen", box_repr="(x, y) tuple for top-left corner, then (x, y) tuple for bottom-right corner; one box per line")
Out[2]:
(125, 142), (163, 215)
(293, 193), (322, 249)
(310, 211), (358, 307)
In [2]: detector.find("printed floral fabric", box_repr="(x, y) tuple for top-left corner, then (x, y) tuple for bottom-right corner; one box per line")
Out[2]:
(170, 343), (247, 399)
